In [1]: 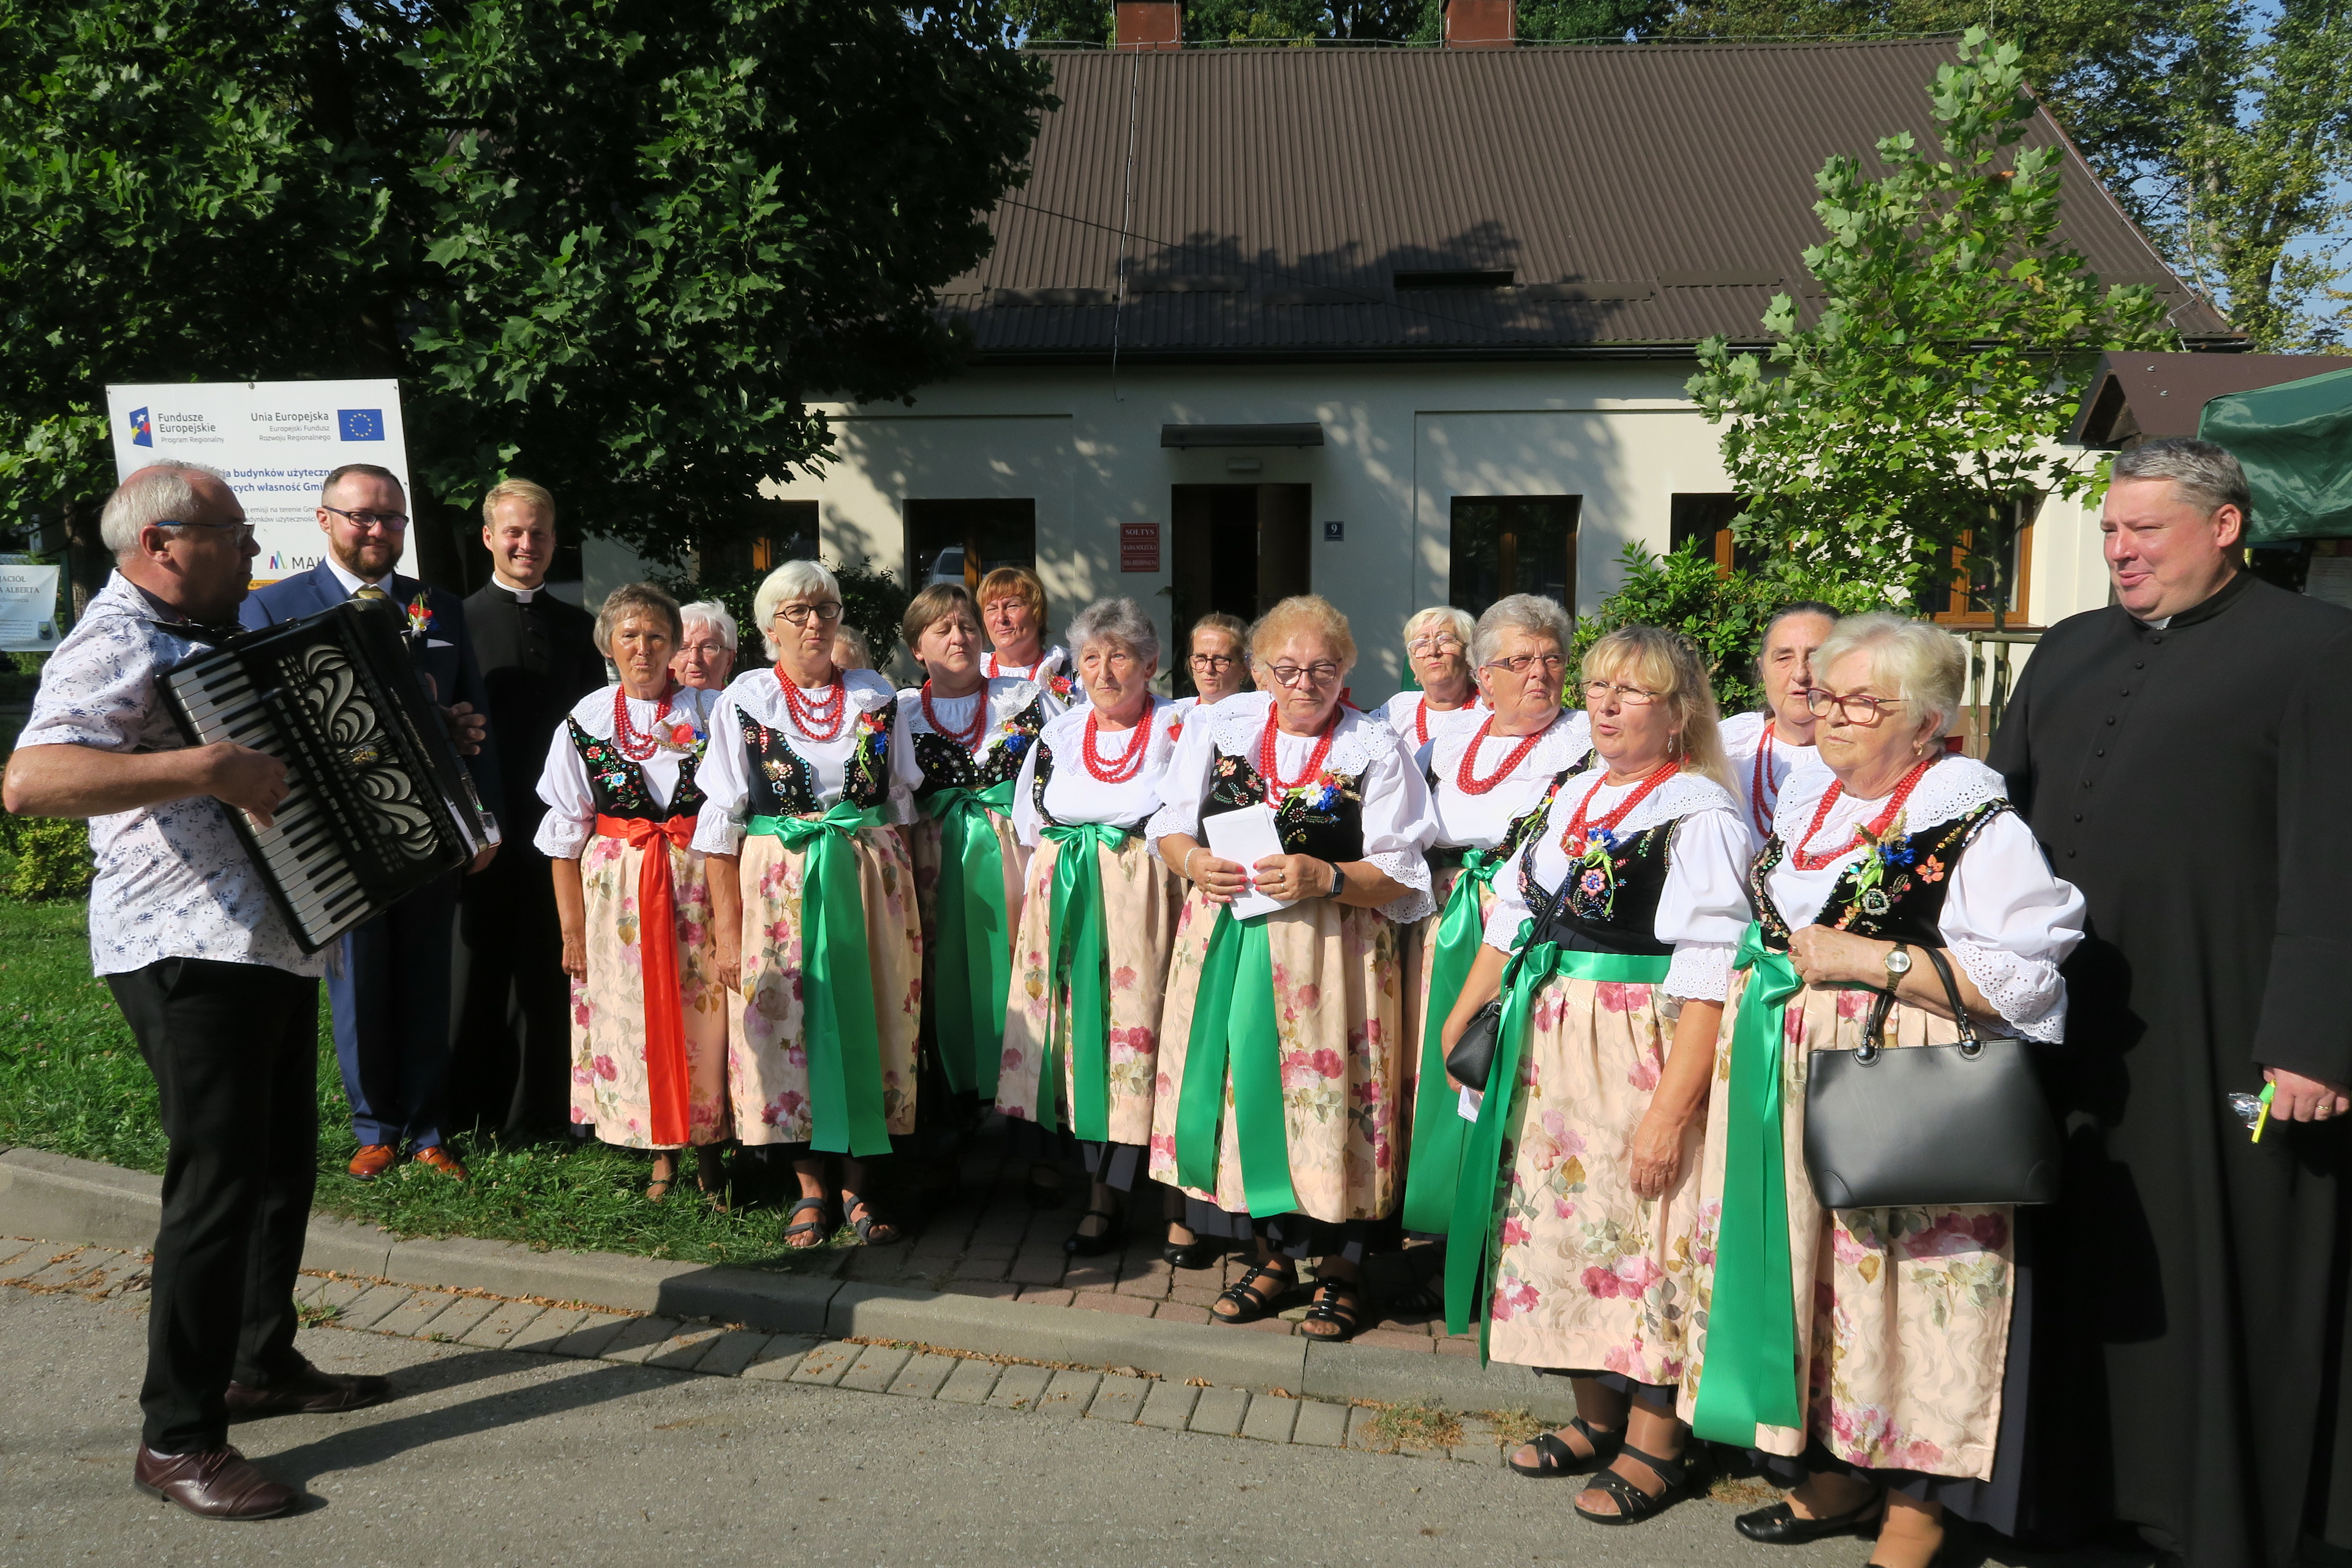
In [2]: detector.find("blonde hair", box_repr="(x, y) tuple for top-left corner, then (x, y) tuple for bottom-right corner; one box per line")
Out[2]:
(1814, 612), (1967, 740)
(1250, 594), (1358, 676)
(480, 477), (556, 526)
(831, 625), (875, 671)
(1580, 625), (1731, 791)
(1404, 605), (1475, 650)
(593, 581), (683, 658)
(752, 559), (841, 660)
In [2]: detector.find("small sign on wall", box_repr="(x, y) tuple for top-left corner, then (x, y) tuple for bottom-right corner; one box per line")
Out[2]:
(1323, 521), (1345, 542)
(1121, 521), (1161, 572)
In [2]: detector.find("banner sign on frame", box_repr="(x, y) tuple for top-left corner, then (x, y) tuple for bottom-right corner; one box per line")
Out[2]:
(0, 562), (61, 652)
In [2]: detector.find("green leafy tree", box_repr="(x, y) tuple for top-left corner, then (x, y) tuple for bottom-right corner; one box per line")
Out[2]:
(1687, 29), (2176, 649)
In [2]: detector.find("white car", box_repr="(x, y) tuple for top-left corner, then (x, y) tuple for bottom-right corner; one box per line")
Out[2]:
(925, 546), (967, 588)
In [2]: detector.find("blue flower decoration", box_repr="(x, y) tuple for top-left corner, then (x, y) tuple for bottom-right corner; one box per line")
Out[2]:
(1580, 869), (1608, 895)
(1583, 827), (1617, 851)
(1879, 839), (1917, 866)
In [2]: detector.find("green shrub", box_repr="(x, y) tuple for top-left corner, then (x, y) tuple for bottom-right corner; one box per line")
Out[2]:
(3, 814), (92, 902)
(1571, 540), (1885, 715)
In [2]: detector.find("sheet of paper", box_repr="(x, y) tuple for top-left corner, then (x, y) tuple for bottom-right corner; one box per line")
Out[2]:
(1458, 1085), (1483, 1122)
(1204, 801), (1293, 921)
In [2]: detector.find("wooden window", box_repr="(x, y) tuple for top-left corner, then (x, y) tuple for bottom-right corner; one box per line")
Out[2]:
(1449, 496), (1580, 618)
(903, 499), (1036, 593)
(1922, 496), (2039, 626)
(702, 498), (816, 584)
(1668, 494), (1759, 576)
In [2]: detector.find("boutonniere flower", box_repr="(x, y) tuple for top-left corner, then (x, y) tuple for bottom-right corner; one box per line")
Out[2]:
(1049, 672), (1076, 701)
(405, 592), (434, 636)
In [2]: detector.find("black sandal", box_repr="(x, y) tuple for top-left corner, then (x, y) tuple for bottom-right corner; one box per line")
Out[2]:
(1298, 1276), (1367, 1341)
(1210, 1262), (1295, 1324)
(840, 1191), (902, 1245)
(1063, 1207), (1122, 1257)
(1507, 1416), (1622, 1478)
(780, 1195), (832, 1250)
(1574, 1441), (1697, 1526)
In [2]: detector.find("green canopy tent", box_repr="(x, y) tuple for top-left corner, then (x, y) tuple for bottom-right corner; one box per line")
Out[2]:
(2199, 365), (2352, 544)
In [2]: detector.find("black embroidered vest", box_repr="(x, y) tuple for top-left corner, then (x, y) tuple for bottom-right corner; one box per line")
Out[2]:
(739, 696), (897, 817)
(1200, 750), (1365, 863)
(568, 720), (706, 823)
(1519, 812), (1678, 959)
(1752, 799), (2006, 951)
(911, 692), (1044, 797)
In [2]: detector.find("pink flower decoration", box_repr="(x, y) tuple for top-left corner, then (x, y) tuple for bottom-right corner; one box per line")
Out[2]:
(1596, 982), (1652, 1014)
(1626, 1052), (1662, 1093)
(1491, 1276), (1540, 1321)
(1836, 988), (1874, 1021)
(1001, 1047), (1023, 1072)
(1500, 1217), (1532, 1247)
(592, 1055), (618, 1082)
(1552, 1198), (1577, 1220)
(1294, 982), (1321, 1011)
(1112, 964), (1138, 990)
(1310, 1047), (1344, 1079)
(1904, 1210), (2010, 1259)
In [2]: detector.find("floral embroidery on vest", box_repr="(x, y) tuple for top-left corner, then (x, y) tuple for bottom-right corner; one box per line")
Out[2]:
(1752, 799), (2006, 949)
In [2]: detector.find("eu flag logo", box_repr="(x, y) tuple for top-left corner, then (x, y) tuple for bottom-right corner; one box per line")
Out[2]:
(129, 407), (153, 447)
(338, 409), (385, 442)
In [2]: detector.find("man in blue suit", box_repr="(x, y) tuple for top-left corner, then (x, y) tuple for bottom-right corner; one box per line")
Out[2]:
(241, 463), (499, 1182)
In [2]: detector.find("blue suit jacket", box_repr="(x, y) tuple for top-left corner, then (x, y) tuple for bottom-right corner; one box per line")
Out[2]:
(240, 562), (504, 824)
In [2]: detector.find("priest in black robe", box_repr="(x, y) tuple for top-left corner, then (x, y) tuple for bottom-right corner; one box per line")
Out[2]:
(1989, 437), (2352, 1568)
(448, 480), (608, 1137)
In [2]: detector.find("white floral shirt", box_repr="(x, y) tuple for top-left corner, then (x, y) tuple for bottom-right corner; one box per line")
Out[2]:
(17, 573), (323, 978)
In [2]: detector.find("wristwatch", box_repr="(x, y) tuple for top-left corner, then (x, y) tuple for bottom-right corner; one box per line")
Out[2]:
(1883, 942), (1913, 981)
(1326, 861), (1346, 899)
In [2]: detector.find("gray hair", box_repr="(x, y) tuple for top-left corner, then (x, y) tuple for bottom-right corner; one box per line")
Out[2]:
(1404, 604), (1476, 650)
(1814, 612), (1967, 741)
(678, 598), (739, 651)
(594, 581), (683, 658)
(1067, 596), (1160, 669)
(2112, 437), (2251, 518)
(1471, 594), (1572, 668)
(752, 559), (841, 660)
(99, 460), (228, 556)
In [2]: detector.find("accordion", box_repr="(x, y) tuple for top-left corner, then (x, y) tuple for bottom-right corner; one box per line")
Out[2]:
(163, 599), (500, 952)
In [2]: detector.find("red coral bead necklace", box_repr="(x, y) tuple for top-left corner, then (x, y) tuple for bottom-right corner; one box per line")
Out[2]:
(775, 662), (847, 741)
(921, 679), (987, 751)
(1259, 706), (1340, 795)
(1455, 714), (1549, 796)
(1558, 758), (1681, 851)
(1790, 753), (1939, 871)
(612, 680), (679, 762)
(1081, 703), (1156, 783)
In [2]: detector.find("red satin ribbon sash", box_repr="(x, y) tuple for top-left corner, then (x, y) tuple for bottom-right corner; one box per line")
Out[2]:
(594, 814), (698, 1146)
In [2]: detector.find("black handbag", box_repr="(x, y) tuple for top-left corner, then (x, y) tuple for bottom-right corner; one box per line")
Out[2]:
(1801, 945), (2062, 1210)
(1442, 870), (1570, 1093)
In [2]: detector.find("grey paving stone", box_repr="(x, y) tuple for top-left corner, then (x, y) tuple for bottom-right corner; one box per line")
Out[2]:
(937, 1358), (1001, 1404)
(459, 1300), (547, 1350)
(1188, 1387), (1250, 1436)
(788, 1340), (859, 1387)
(739, 1334), (819, 1381)
(1088, 1374), (1150, 1423)
(598, 1316), (685, 1364)
(988, 1363), (1054, 1411)
(306, 1276), (374, 1314)
(548, 1313), (635, 1359)
(837, 1343), (913, 1392)
(886, 1352), (961, 1399)
(338, 1284), (419, 1331)
(505, 1308), (591, 1355)
(1036, 1370), (1098, 1418)
(1452, 1416), (1499, 1463)
(0, 1245), (74, 1283)
(0, 1240), (32, 1271)
(15, 1252), (95, 1289)
(695, 1329), (776, 1378)
(1346, 1404), (1386, 1450)
(647, 1324), (730, 1371)
(419, 1296), (499, 1342)
(1137, 1381), (1199, 1430)
(372, 1291), (464, 1339)
(1292, 1400), (1350, 1447)
(1240, 1393), (1300, 1443)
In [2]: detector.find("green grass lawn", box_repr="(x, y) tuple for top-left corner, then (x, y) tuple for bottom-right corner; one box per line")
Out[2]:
(0, 897), (841, 1271)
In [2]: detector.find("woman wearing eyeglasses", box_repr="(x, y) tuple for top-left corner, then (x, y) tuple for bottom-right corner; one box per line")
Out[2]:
(1382, 606), (1483, 766)
(1397, 597), (1593, 1250)
(1436, 625), (1749, 1526)
(696, 560), (925, 1250)
(1150, 595), (1436, 1343)
(1721, 603), (1841, 852)
(1169, 612), (1250, 731)
(1681, 614), (2084, 1568)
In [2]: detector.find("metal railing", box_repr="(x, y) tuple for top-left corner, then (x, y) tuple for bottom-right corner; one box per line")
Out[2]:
(1958, 626), (2040, 758)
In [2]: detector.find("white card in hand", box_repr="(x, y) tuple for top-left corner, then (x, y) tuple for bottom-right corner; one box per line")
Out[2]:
(1204, 802), (1291, 920)
(1458, 1085), (1482, 1122)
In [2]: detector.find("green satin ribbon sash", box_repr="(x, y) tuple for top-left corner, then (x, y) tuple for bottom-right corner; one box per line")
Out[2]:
(1443, 940), (1673, 1360)
(1039, 821), (1132, 1142)
(923, 780), (1019, 1098)
(1400, 850), (1502, 1234)
(1174, 904), (1298, 1218)
(1687, 922), (1806, 1444)
(747, 804), (893, 1157)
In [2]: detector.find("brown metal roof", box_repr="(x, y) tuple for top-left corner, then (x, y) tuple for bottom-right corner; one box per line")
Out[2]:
(2069, 352), (2352, 447)
(944, 40), (2231, 361)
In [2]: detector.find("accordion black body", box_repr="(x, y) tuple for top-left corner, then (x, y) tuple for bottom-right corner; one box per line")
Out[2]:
(162, 600), (500, 952)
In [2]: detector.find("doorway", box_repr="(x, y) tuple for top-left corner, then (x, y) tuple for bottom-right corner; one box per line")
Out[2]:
(1169, 483), (1310, 693)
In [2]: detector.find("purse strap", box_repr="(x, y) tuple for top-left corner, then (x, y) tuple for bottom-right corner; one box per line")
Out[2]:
(1860, 943), (1981, 1057)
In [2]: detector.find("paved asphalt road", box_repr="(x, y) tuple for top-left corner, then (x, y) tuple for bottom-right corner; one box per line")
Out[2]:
(0, 1287), (2150, 1568)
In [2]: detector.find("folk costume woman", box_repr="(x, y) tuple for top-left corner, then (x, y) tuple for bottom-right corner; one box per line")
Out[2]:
(898, 584), (1046, 1146)
(1683, 614), (2084, 1568)
(976, 565), (1074, 712)
(1719, 602), (1839, 853)
(541, 583), (728, 1204)
(1437, 625), (1750, 1526)
(1169, 611), (1250, 725)
(1398, 595), (1591, 1242)
(698, 560), (925, 1250)
(1382, 605), (1483, 767)
(672, 598), (739, 692)
(1150, 595), (1435, 1342)
(997, 598), (1186, 1258)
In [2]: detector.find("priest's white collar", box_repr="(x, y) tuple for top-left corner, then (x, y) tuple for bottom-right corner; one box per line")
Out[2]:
(492, 571), (541, 601)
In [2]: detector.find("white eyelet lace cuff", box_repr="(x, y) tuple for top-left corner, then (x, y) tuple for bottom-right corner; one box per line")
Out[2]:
(1948, 940), (2068, 1042)
(1663, 941), (1734, 1005)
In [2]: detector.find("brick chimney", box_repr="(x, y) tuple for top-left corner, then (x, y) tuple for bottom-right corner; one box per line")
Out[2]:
(1114, 1), (1182, 51)
(1442, 0), (1515, 47)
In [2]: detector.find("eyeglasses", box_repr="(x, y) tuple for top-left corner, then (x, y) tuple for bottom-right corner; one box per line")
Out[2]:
(1189, 652), (1238, 671)
(1583, 679), (1661, 706)
(1264, 661), (1343, 688)
(322, 505), (409, 530)
(1485, 652), (1566, 677)
(774, 601), (845, 625)
(159, 518), (258, 545)
(1804, 688), (1908, 725)
(1407, 636), (1464, 657)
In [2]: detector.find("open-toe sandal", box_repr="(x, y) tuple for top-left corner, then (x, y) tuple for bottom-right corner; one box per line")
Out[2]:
(1574, 1442), (1698, 1526)
(1063, 1208), (1122, 1257)
(1507, 1416), (1622, 1479)
(1298, 1276), (1368, 1341)
(1210, 1262), (1294, 1325)
(841, 1191), (902, 1246)
(780, 1196), (832, 1250)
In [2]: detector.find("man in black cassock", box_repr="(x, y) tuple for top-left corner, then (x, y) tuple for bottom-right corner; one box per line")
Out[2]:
(1989, 438), (2351, 1568)
(448, 478), (608, 1137)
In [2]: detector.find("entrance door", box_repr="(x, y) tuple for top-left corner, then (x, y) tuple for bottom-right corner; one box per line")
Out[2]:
(1169, 483), (1310, 692)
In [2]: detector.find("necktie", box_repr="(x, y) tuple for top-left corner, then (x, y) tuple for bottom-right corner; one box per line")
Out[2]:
(353, 584), (391, 601)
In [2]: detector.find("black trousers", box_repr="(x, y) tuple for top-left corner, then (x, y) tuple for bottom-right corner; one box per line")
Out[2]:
(107, 957), (319, 1454)
(448, 844), (571, 1137)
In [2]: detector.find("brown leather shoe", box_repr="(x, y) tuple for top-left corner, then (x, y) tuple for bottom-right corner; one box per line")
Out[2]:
(411, 1145), (468, 1180)
(224, 1357), (392, 1418)
(347, 1144), (397, 1180)
(133, 1445), (297, 1520)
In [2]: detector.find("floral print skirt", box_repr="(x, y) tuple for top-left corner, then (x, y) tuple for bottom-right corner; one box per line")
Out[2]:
(1677, 971), (2018, 1482)
(726, 824), (922, 1147)
(1483, 972), (1702, 1385)
(568, 834), (729, 1150)
(1149, 890), (1405, 1226)
(995, 831), (1182, 1149)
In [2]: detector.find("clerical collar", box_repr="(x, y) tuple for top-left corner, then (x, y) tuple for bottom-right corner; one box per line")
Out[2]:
(492, 573), (541, 602)
(2131, 569), (2251, 633)
(323, 555), (391, 598)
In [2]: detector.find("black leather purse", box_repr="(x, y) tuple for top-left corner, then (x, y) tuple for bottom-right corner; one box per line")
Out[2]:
(1442, 871), (1570, 1093)
(1801, 945), (2062, 1210)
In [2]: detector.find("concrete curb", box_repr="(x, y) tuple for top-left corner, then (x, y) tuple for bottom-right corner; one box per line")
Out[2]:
(0, 1147), (1575, 1419)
